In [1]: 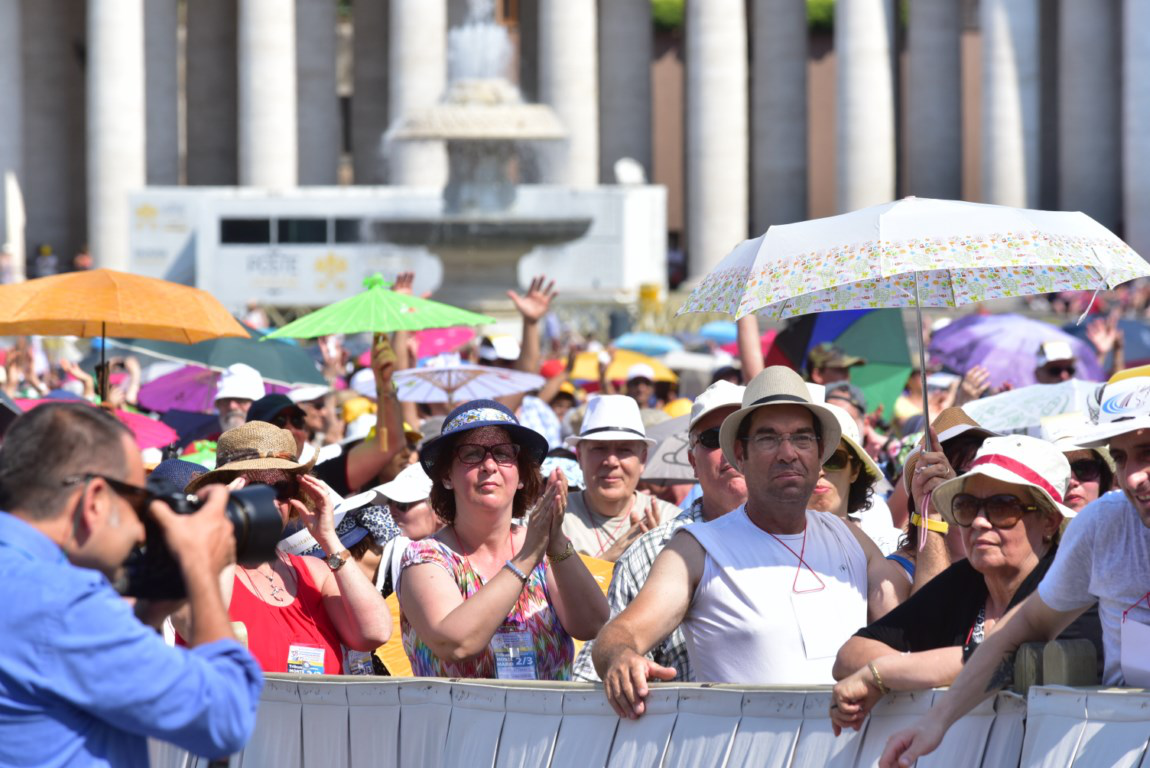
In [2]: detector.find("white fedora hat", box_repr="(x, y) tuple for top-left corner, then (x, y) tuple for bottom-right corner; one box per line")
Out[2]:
(718, 365), (842, 466)
(565, 394), (656, 449)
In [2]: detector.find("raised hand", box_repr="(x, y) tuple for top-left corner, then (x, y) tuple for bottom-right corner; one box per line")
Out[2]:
(508, 275), (557, 324)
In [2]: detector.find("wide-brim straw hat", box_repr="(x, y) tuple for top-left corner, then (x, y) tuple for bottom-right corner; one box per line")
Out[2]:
(930, 434), (1076, 524)
(903, 406), (999, 489)
(186, 421), (316, 492)
(718, 366), (842, 467)
(419, 399), (548, 475)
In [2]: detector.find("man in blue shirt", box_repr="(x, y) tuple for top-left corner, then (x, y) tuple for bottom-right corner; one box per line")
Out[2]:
(0, 403), (263, 768)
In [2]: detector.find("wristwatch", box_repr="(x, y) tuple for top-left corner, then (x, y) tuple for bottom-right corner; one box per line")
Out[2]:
(325, 549), (351, 571)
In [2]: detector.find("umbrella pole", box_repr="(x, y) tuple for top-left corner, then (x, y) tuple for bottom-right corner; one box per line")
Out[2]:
(98, 321), (108, 403)
(914, 272), (934, 552)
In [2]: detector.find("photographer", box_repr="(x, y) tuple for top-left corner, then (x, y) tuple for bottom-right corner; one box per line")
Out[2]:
(0, 403), (262, 767)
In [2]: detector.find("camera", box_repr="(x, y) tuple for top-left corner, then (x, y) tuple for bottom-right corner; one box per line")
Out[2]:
(120, 475), (285, 600)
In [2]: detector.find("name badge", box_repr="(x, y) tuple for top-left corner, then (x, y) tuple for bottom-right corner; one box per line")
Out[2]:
(492, 626), (537, 681)
(287, 644), (326, 675)
(345, 649), (376, 676)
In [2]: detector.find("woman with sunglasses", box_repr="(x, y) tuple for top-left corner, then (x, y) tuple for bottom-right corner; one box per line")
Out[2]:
(182, 422), (392, 675)
(828, 435), (1102, 735)
(398, 400), (608, 679)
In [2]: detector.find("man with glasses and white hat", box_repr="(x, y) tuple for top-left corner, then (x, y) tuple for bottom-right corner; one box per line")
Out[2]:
(882, 367), (1150, 768)
(571, 380), (748, 683)
(593, 366), (901, 718)
(563, 395), (681, 562)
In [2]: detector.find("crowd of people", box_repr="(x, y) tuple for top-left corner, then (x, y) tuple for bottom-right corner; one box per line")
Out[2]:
(1, 271), (1149, 767)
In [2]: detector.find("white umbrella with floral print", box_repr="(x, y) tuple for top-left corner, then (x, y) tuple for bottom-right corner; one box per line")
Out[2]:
(678, 197), (1148, 321)
(678, 196), (1149, 549)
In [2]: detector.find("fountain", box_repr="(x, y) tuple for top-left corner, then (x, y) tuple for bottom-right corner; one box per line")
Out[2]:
(375, 0), (593, 318)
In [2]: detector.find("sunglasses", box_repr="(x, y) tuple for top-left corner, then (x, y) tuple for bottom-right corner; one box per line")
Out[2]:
(1070, 458), (1102, 483)
(250, 477), (300, 502)
(64, 473), (151, 516)
(454, 443), (520, 466)
(692, 427), (721, 450)
(389, 499), (424, 513)
(1044, 364), (1076, 377)
(822, 449), (853, 472)
(950, 493), (1040, 529)
(272, 411), (307, 430)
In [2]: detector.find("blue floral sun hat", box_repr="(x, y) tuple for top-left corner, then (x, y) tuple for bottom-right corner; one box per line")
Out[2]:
(419, 399), (548, 476)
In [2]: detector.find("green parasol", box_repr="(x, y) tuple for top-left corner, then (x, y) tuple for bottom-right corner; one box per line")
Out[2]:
(263, 274), (497, 340)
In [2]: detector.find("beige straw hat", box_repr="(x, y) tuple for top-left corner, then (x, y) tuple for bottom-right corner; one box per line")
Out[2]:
(186, 421), (316, 492)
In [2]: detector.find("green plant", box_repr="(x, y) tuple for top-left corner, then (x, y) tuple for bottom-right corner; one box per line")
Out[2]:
(808, 0), (835, 32)
(651, 0), (684, 30)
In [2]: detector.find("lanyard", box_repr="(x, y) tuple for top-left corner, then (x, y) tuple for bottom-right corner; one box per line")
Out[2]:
(766, 526), (826, 594)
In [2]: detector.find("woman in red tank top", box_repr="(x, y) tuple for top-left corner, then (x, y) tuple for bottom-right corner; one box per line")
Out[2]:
(185, 420), (393, 674)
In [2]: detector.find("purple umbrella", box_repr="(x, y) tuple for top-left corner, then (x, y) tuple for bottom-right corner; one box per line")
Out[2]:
(928, 313), (1104, 389)
(139, 365), (292, 413)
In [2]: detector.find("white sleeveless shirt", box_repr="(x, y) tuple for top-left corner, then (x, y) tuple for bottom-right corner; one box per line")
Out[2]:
(677, 506), (868, 684)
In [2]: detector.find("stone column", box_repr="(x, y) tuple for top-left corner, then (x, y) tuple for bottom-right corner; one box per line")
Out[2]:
(145, 0), (179, 185)
(297, 0), (339, 186)
(186, 0), (237, 185)
(751, 0), (807, 231)
(598, 0), (651, 183)
(352, 0), (388, 184)
(981, 0), (1040, 207)
(238, 0), (297, 187)
(685, 0), (748, 281)
(537, 0), (598, 187)
(87, 0), (146, 271)
(1058, 0), (1119, 229)
(1125, 0), (1150, 255)
(388, 0), (447, 187)
(906, 0), (961, 199)
(835, 0), (896, 213)
(0, 0), (24, 275)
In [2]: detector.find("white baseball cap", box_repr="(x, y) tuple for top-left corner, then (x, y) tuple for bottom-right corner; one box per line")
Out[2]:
(626, 363), (656, 383)
(688, 380), (745, 432)
(1077, 369), (1150, 446)
(478, 335), (521, 362)
(288, 385), (329, 404)
(1037, 341), (1075, 367)
(214, 363), (265, 403)
(372, 462), (433, 504)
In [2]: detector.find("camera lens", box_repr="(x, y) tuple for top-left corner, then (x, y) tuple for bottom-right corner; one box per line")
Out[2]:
(225, 485), (284, 567)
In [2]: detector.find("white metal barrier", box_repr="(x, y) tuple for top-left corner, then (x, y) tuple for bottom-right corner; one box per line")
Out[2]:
(149, 679), (1150, 768)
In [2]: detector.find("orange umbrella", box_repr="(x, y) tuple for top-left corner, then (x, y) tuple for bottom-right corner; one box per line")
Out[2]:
(0, 269), (247, 400)
(0, 269), (247, 343)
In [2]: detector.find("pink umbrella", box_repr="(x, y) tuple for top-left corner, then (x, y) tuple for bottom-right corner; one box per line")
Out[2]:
(15, 398), (178, 450)
(414, 326), (476, 359)
(138, 365), (291, 414)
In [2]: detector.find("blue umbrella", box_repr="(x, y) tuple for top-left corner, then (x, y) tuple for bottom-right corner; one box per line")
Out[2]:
(612, 332), (683, 357)
(698, 321), (738, 346)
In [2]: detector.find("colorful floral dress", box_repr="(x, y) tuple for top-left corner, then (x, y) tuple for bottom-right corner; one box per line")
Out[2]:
(397, 536), (574, 679)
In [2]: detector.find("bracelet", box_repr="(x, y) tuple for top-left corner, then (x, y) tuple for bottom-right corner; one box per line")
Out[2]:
(868, 661), (891, 695)
(910, 512), (949, 535)
(548, 540), (576, 563)
(503, 560), (528, 582)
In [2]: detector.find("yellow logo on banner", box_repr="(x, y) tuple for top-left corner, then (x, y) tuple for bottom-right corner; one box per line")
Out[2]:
(315, 252), (347, 292)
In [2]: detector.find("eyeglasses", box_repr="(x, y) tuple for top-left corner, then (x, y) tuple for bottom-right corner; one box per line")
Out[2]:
(454, 443), (520, 466)
(822, 449), (853, 472)
(692, 427), (721, 450)
(63, 474), (151, 516)
(1070, 458), (1103, 483)
(272, 411), (307, 430)
(741, 432), (819, 453)
(950, 493), (1040, 529)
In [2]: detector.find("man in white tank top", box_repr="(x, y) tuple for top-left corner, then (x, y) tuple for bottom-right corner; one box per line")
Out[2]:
(592, 366), (900, 719)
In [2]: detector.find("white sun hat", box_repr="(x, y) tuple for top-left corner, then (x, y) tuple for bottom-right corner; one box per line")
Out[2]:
(930, 434), (1076, 523)
(213, 363), (265, 403)
(565, 394), (656, 449)
(1077, 368), (1150, 447)
(372, 462), (433, 504)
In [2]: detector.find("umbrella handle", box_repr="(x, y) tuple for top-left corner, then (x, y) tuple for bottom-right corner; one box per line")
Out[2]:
(913, 273), (934, 454)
